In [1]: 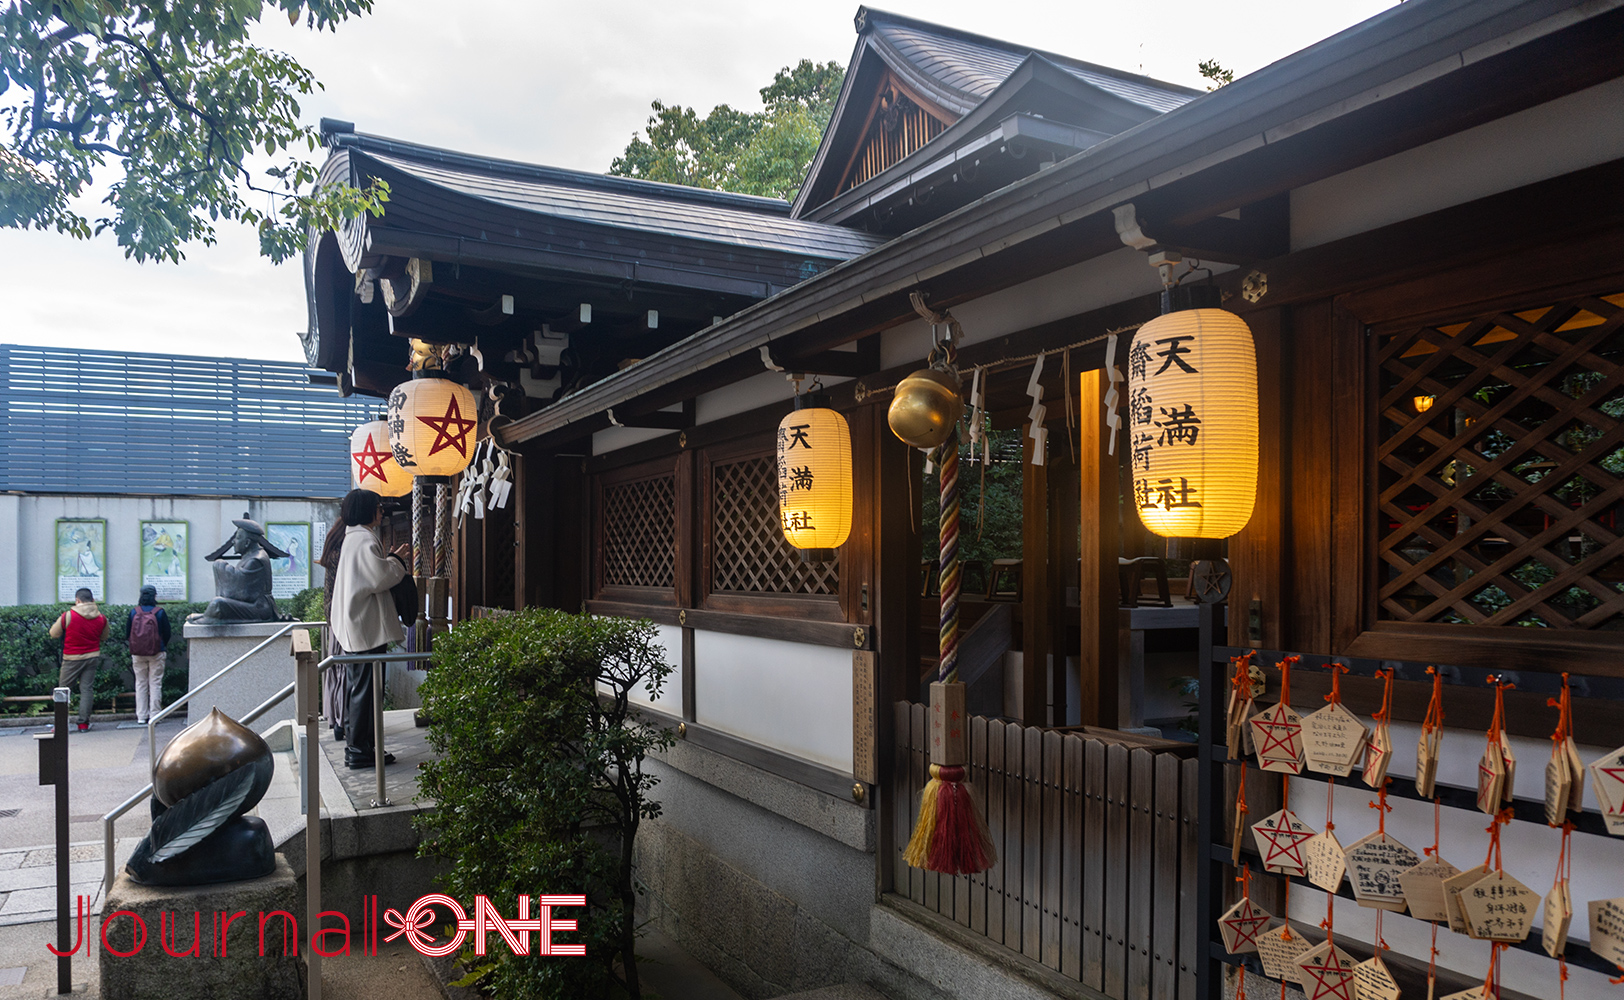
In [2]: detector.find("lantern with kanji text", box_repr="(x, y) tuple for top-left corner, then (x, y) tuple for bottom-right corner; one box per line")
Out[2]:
(387, 373), (480, 481)
(776, 394), (852, 561)
(350, 415), (412, 497)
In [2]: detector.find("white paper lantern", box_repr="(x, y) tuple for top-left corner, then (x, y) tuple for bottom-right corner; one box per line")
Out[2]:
(387, 375), (480, 479)
(350, 418), (412, 496)
(1125, 307), (1258, 538)
(776, 397), (852, 560)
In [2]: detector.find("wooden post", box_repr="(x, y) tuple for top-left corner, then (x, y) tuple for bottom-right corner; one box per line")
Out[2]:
(1078, 369), (1120, 728)
(874, 405), (918, 895)
(1021, 424), (1050, 725)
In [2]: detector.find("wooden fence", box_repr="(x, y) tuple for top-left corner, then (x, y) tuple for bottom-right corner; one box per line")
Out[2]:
(892, 703), (1202, 1000)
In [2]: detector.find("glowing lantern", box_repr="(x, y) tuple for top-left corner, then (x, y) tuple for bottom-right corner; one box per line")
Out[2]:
(1125, 307), (1258, 538)
(776, 395), (852, 561)
(350, 417), (412, 497)
(387, 374), (480, 480)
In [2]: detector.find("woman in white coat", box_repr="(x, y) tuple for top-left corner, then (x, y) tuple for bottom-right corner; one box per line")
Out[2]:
(330, 489), (411, 769)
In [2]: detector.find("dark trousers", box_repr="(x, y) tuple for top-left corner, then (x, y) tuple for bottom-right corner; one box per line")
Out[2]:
(344, 644), (387, 763)
(58, 655), (101, 724)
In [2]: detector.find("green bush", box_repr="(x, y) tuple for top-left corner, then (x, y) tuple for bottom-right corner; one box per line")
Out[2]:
(415, 609), (675, 999)
(0, 597), (312, 715)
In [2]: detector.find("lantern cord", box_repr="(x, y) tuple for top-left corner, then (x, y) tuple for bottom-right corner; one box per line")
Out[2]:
(938, 426), (961, 683)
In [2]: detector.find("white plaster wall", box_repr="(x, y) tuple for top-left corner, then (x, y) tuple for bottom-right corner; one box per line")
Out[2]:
(1286, 722), (1621, 1000)
(1291, 76), (1624, 252)
(627, 622), (684, 713)
(693, 630), (852, 773)
(7, 494), (339, 606)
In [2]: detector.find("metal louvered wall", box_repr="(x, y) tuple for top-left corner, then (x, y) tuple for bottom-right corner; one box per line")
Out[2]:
(0, 344), (376, 498)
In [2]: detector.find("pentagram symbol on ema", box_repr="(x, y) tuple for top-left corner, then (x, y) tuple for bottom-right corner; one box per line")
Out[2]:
(1251, 808), (1316, 876)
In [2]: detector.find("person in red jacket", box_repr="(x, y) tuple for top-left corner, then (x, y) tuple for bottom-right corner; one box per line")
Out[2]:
(48, 587), (107, 731)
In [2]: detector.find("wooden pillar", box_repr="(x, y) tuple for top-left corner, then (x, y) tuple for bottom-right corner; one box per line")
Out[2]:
(1021, 425), (1050, 726)
(1078, 369), (1120, 728)
(1048, 450), (1078, 726)
(873, 403), (919, 895)
(1227, 308), (1285, 649)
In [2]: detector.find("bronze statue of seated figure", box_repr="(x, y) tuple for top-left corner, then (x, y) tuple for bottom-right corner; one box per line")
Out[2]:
(188, 516), (288, 625)
(125, 709), (276, 886)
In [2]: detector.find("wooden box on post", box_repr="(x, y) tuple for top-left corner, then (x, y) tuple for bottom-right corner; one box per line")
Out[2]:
(929, 681), (968, 765)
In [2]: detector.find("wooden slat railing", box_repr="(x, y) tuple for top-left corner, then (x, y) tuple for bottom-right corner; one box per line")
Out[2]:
(892, 703), (1200, 1000)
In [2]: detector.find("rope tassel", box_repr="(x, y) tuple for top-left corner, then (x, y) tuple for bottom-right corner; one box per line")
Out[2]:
(906, 426), (997, 876)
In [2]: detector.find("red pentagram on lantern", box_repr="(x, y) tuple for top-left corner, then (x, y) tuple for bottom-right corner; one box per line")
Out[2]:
(418, 394), (477, 458)
(1300, 948), (1356, 1000)
(352, 433), (393, 485)
(1254, 812), (1315, 871)
(1220, 899), (1270, 952)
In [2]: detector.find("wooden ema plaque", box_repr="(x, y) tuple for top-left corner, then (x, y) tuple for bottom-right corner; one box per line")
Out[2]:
(1441, 864), (1492, 936)
(1353, 955), (1401, 1000)
(1251, 702), (1305, 774)
(1363, 723), (1392, 789)
(1458, 869), (1537, 942)
(1588, 746), (1624, 835)
(1256, 924), (1311, 986)
(1398, 855), (1462, 923)
(1304, 702), (1369, 777)
(1227, 694), (1254, 759)
(1296, 939), (1359, 1000)
(1564, 736), (1585, 814)
(1542, 881), (1572, 958)
(1415, 728), (1442, 799)
(1475, 741), (1504, 815)
(1218, 896), (1272, 954)
(1252, 808), (1317, 876)
(1589, 897), (1624, 968)
(1345, 831), (1419, 911)
(1305, 830), (1348, 892)
(1498, 733), (1516, 808)
(1545, 740), (1573, 826)
(928, 681), (967, 765)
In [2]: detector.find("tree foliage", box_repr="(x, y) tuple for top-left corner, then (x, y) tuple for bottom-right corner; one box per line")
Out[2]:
(0, 0), (388, 263)
(415, 609), (675, 999)
(608, 58), (844, 201)
(1197, 59), (1235, 90)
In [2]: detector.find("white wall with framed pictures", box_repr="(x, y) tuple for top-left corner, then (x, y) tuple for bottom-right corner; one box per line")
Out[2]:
(55, 518), (106, 601)
(138, 520), (189, 601)
(266, 522), (312, 598)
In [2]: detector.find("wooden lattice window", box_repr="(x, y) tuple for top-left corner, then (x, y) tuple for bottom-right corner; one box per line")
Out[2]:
(601, 474), (676, 589)
(1375, 290), (1624, 631)
(711, 455), (838, 596)
(840, 77), (948, 194)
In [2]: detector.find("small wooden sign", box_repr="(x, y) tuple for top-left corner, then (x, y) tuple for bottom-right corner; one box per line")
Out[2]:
(1251, 702), (1306, 774)
(1416, 728), (1442, 799)
(1459, 869), (1538, 942)
(1353, 955), (1401, 1000)
(1228, 694), (1255, 760)
(1542, 881), (1572, 958)
(928, 681), (967, 766)
(1545, 740), (1572, 827)
(1363, 723), (1392, 789)
(1441, 864), (1492, 936)
(1589, 897), (1624, 968)
(1219, 896), (1273, 955)
(1498, 733), (1516, 808)
(1345, 831), (1419, 911)
(1475, 742), (1504, 815)
(1589, 746), (1624, 835)
(1305, 829), (1348, 892)
(1296, 940), (1359, 1000)
(1256, 924), (1311, 986)
(1252, 808), (1317, 876)
(1565, 736), (1585, 815)
(1304, 702), (1370, 777)
(1399, 855), (1462, 923)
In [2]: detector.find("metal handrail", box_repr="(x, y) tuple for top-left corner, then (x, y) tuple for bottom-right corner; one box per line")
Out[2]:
(148, 620), (326, 774)
(317, 652), (433, 808)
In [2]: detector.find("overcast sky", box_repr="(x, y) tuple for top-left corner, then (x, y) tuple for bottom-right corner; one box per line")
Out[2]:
(0, 0), (1397, 364)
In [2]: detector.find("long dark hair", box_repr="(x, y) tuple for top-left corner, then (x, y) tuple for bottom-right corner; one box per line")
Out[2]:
(320, 515), (347, 572)
(323, 487), (378, 571)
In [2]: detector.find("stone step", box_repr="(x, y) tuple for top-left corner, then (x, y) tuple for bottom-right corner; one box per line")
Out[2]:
(771, 986), (895, 1000)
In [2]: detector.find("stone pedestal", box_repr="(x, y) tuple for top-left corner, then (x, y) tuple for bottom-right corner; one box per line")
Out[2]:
(182, 622), (299, 733)
(100, 855), (306, 1000)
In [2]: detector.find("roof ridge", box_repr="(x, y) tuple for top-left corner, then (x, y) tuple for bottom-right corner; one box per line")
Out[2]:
(854, 5), (1200, 96)
(330, 131), (795, 215)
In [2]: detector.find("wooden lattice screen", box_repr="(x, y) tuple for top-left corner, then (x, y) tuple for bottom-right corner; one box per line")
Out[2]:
(1375, 289), (1624, 630)
(711, 455), (838, 595)
(841, 80), (947, 194)
(601, 474), (676, 589)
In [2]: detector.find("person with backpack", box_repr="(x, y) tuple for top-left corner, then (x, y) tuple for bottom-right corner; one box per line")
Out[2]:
(48, 587), (107, 731)
(125, 584), (172, 724)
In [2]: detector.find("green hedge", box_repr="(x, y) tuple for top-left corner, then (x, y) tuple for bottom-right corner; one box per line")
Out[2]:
(0, 591), (323, 715)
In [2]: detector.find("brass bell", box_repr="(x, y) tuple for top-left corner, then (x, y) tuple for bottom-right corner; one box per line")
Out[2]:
(888, 368), (963, 449)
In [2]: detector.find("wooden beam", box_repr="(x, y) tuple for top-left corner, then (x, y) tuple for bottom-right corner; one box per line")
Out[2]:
(1021, 426), (1051, 726)
(1077, 369), (1119, 728)
(1226, 308), (1285, 649)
